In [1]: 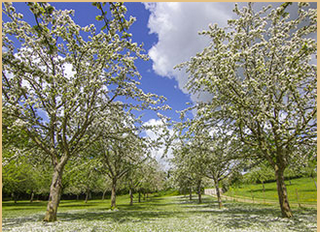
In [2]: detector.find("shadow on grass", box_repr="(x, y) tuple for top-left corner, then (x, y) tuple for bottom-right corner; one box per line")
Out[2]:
(250, 188), (276, 193)
(3, 201), (47, 208)
(3, 195), (317, 232)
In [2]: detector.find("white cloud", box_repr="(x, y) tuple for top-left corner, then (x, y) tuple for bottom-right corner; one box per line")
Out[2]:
(144, 2), (235, 103)
(145, 2), (311, 104)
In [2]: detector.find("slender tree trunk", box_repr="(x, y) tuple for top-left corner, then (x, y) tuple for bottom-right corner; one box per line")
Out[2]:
(43, 163), (64, 222)
(197, 180), (202, 204)
(138, 191), (141, 203)
(85, 188), (89, 203)
(76, 194), (79, 201)
(189, 188), (192, 200)
(311, 176), (317, 189)
(129, 188), (133, 206)
(102, 188), (108, 200)
(275, 166), (293, 218)
(214, 179), (222, 209)
(30, 191), (34, 203)
(12, 192), (17, 204)
(111, 178), (117, 209)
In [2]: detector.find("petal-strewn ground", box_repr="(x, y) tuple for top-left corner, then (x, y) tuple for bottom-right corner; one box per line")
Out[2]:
(2, 195), (317, 232)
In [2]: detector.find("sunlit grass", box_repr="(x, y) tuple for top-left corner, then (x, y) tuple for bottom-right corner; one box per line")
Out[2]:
(226, 177), (317, 205)
(2, 192), (317, 231)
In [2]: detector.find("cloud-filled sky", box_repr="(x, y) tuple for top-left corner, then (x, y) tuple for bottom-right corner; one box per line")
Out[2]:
(144, 2), (234, 103)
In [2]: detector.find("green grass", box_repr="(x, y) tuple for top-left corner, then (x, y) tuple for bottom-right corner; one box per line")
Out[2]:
(225, 177), (317, 205)
(2, 192), (317, 231)
(2, 194), (140, 218)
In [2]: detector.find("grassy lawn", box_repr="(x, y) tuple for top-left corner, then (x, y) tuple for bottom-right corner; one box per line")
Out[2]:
(225, 177), (317, 205)
(2, 193), (317, 231)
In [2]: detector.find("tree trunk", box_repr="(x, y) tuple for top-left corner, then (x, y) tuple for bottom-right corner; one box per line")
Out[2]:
(197, 180), (202, 204)
(138, 191), (141, 203)
(129, 188), (133, 206)
(30, 191), (34, 203)
(102, 188), (108, 200)
(311, 176), (317, 189)
(214, 180), (222, 209)
(43, 163), (65, 222)
(12, 192), (17, 204)
(76, 194), (79, 201)
(111, 178), (117, 209)
(275, 166), (293, 218)
(85, 188), (89, 203)
(189, 188), (192, 200)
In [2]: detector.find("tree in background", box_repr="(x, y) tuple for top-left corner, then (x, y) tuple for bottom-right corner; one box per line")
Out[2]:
(63, 156), (102, 202)
(177, 3), (316, 217)
(244, 162), (275, 191)
(88, 108), (150, 209)
(171, 140), (205, 203)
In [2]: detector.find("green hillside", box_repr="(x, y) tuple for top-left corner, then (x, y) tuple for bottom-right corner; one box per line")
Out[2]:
(225, 177), (317, 205)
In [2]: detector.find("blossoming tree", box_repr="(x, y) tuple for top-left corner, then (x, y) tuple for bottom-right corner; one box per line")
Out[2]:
(177, 3), (316, 218)
(2, 2), (166, 221)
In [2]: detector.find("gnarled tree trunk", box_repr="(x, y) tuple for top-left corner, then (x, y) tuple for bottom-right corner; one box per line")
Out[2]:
(111, 178), (117, 209)
(43, 163), (64, 222)
(275, 165), (292, 218)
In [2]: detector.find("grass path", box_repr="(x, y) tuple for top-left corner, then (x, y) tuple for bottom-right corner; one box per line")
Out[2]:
(2, 194), (317, 232)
